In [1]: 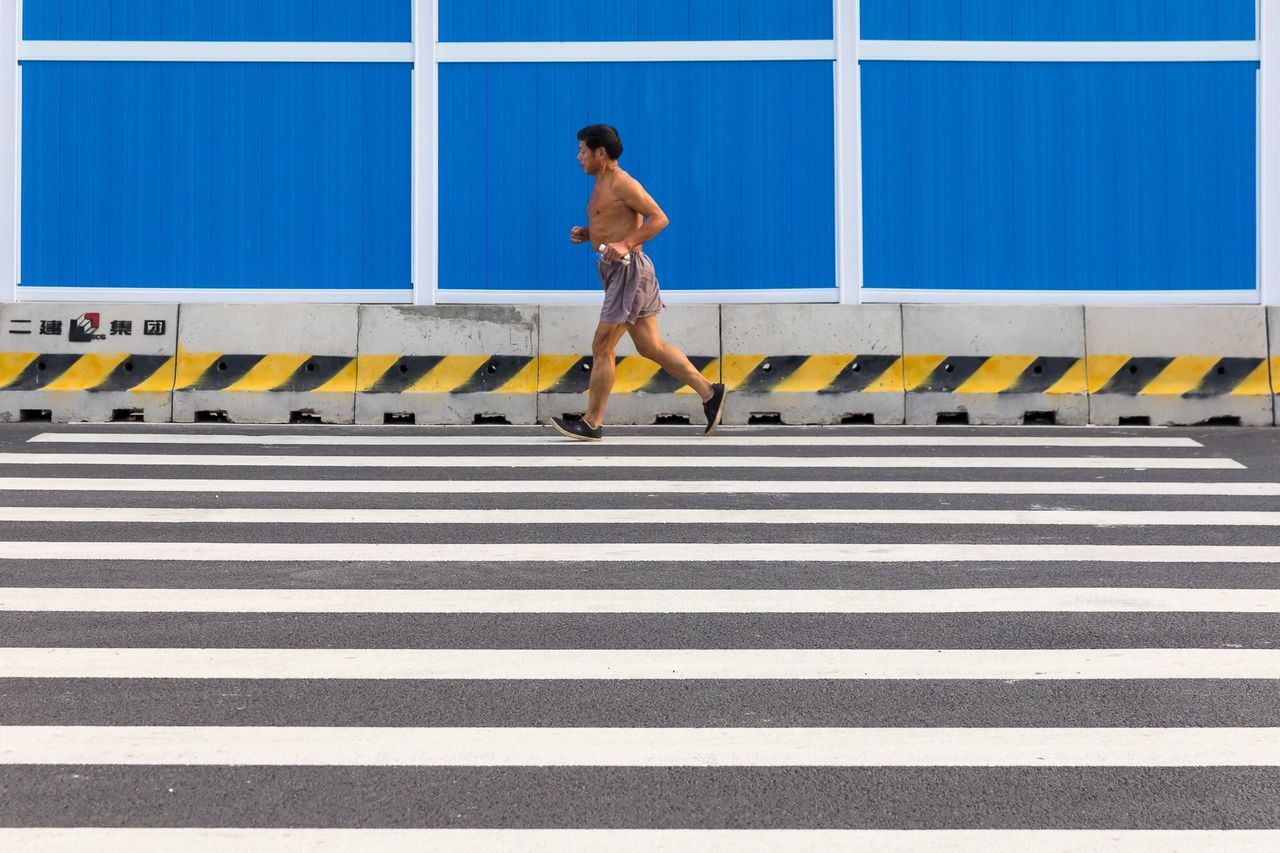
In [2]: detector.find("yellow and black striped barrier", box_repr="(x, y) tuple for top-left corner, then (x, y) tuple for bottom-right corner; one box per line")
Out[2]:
(12, 351), (1270, 399)
(0, 352), (175, 393)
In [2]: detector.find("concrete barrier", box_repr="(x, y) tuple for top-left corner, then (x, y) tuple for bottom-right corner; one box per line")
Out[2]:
(0, 303), (177, 422)
(901, 305), (1087, 425)
(1270, 307), (1280, 426)
(355, 305), (539, 425)
(172, 304), (359, 424)
(1085, 306), (1273, 427)
(536, 305), (720, 426)
(719, 304), (904, 425)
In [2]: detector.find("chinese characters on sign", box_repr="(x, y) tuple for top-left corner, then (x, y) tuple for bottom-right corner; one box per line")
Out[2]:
(6, 315), (168, 341)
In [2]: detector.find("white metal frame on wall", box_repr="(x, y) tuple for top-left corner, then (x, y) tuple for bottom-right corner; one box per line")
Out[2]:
(427, 1), (842, 307)
(6, 3), (416, 305)
(854, 7), (1266, 306)
(0, 0), (16, 305)
(1262, 0), (1280, 308)
(0, 0), (1276, 307)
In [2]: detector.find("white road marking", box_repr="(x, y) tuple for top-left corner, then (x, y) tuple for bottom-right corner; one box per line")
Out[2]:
(5, 507), (1279, 526)
(4, 648), (1277, 680)
(28, 432), (1204, 448)
(2, 587), (1276, 613)
(2, 725), (1276, 766)
(0, 829), (1272, 853)
(0, 542), (1275, 563)
(0, 478), (1274, 495)
(0, 452), (1244, 470)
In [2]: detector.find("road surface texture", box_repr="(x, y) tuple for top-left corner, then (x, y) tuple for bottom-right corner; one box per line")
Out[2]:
(0, 422), (1277, 851)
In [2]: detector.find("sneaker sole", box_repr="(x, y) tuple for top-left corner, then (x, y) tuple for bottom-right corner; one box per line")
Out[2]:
(704, 391), (727, 437)
(552, 420), (602, 442)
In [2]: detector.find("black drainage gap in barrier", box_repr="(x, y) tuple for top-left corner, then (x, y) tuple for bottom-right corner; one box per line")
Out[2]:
(194, 411), (229, 423)
(1023, 411), (1057, 426)
(384, 413), (416, 425)
(111, 408), (144, 423)
(936, 412), (970, 425)
(749, 412), (783, 425)
(474, 414), (511, 425)
(841, 413), (875, 425)
(290, 411), (323, 425)
(19, 409), (51, 422)
(654, 414), (690, 426)
(1118, 416), (1151, 427)
(1197, 415), (1243, 427)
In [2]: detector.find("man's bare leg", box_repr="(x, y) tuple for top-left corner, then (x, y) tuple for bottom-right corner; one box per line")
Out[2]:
(626, 316), (715, 401)
(583, 322), (629, 427)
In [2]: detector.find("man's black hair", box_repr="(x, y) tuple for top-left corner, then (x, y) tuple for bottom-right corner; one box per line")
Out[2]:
(577, 124), (623, 160)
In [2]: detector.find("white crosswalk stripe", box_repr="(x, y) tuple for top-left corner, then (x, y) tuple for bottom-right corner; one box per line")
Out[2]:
(4, 647), (1277, 680)
(0, 427), (1275, 844)
(6, 725), (1278, 766)
(3, 587), (1275, 613)
(0, 477), (1275, 494)
(0, 451), (1246, 469)
(5, 506), (1280, 526)
(3, 540), (1277, 562)
(28, 431), (1206, 448)
(3, 829), (1278, 852)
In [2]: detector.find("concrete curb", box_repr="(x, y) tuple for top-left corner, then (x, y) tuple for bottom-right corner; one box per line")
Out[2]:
(2, 302), (1277, 427)
(172, 304), (359, 425)
(1084, 306), (1273, 427)
(0, 303), (177, 423)
(355, 305), (539, 426)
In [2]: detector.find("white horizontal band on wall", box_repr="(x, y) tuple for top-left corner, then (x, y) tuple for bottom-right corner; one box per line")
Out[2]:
(433, 288), (841, 305)
(14, 287), (414, 305)
(859, 288), (1262, 306)
(16, 40), (415, 63)
(437, 40), (837, 63)
(859, 40), (1260, 63)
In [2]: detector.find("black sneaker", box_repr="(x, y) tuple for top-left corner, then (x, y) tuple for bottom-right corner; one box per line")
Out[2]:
(703, 383), (727, 436)
(552, 416), (603, 442)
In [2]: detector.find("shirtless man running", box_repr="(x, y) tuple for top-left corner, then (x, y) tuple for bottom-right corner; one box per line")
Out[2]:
(551, 124), (727, 442)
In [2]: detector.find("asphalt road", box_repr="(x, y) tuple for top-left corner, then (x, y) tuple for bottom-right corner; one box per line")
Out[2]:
(0, 422), (1277, 851)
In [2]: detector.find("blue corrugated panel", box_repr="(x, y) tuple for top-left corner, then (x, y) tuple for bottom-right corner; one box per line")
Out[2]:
(860, 61), (1256, 292)
(439, 0), (833, 42)
(862, 0), (1256, 40)
(438, 60), (835, 293)
(21, 61), (411, 290)
(23, 0), (411, 42)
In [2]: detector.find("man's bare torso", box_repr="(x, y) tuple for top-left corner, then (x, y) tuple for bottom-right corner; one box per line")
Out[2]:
(588, 169), (645, 253)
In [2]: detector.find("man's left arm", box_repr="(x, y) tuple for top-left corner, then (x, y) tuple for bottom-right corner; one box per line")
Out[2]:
(603, 178), (669, 260)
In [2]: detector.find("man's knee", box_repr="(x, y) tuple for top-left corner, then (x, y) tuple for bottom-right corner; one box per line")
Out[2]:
(633, 336), (663, 361)
(591, 332), (617, 359)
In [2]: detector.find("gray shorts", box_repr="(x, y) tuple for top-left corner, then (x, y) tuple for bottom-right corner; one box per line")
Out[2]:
(599, 251), (665, 325)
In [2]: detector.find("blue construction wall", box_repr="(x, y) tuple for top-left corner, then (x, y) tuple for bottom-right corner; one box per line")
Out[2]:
(859, 0), (1259, 294)
(13, 1), (1266, 301)
(440, 0), (833, 42)
(860, 0), (1256, 40)
(23, 0), (412, 42)
(19, 2), (413, 293)
(22, 62), (411, 291)
(435, 0), (838, 296)
(438, 61), (836, 294)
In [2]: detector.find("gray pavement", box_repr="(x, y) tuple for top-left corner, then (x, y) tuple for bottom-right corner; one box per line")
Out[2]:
(0, 423), (1277, 848)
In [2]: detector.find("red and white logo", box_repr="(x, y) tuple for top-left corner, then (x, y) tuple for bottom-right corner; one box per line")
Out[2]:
(69, 313), (104, 342)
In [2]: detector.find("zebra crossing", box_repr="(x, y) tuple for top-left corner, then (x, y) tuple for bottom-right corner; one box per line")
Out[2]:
(0, 424), (1277, 850)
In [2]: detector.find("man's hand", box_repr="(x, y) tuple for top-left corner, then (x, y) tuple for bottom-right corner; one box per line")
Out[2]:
(570, 226), (590, 244)
(601, 241), (630, 262)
